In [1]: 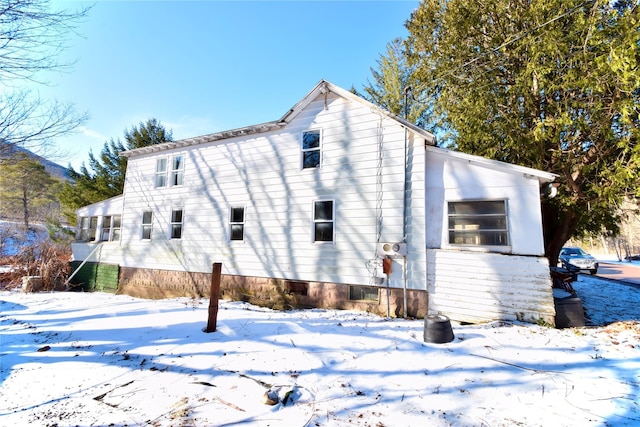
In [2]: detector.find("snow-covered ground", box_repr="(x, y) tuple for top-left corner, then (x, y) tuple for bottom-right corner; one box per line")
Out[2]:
(0, 274), (638, 427)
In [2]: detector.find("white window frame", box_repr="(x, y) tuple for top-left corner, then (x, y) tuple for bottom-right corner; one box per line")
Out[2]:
(155, 155), (184, 188)
(141, 211), (153, 240)
(100, 216), (112, 241)
(447, 200), (510, 247)
(312, 199), (335, 243)
(229, 206), (245, 241)
(170, 208), (184, 239)
(170, 155), (185, 186)
(155, 158), (167, 188)
(110, 215), (121, 241)
(301, 129), (322, 170)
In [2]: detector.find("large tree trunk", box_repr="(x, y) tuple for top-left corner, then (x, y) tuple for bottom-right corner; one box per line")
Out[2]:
(542, 200), (578, 265)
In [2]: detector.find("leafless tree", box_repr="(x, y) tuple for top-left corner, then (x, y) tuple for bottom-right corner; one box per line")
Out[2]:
(0, 0), (90, 156)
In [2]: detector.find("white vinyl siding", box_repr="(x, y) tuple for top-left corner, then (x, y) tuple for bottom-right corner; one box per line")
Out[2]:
(102, 92), (426, 289)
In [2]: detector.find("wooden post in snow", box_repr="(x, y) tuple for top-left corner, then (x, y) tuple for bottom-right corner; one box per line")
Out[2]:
(205, 262), (222, 333)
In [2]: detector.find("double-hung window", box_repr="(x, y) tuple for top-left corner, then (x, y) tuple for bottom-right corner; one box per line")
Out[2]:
(170, 155), (184, 186)
(313, 200), (334, 242)
(301, 129), (321, 169)
(229, 206), (245, 241)
(155, 155), (184, 188)
(100, 216), (112, 241)
(448, 200), (509, 246)
(155, 159), (167, 188)
(79, 217), (90, 241)
(142, 211), (153, 240)
(111, 215), (121, 241)
(100, 215), (122, 241)
(170, 209), (183, 239)
(88, 217), (98, 242)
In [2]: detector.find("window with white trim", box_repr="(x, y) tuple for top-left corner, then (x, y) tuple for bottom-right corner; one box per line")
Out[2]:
(142, 211), (153, 240)
(78, 217), (90, 241)
(301, 129), (321, 169)
(88, 216), (98, 242)
(100, 216), (112, 241)
(229, 206), (245, 241)
(111, 215), (121, 241)
(170, 155), (184, 186)
(448, 200), (509, 246)
(170, 209), (183, 239)
(155, 158), (167, 188)
(154, 155), (184, 188)
(313, 200), (334, 242)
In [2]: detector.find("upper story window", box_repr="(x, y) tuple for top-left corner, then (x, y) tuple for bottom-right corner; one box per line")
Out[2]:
(100, 215), (122, 242)
(229, 206), (245, 241)
(170, 155), (184, 186)
(301, 129), (321, 169)
(155, 158), (167, 188)
(448, 200), (509, 246)
(142, 211), (153, 240)
(155, 155), (184, 188)
(170, 209), (183, 239)
(313, 200), (334, 242)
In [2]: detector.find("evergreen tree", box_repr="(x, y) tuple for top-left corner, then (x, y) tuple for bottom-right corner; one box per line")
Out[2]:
(58, 118), (172, 222)
(0, 153), (60, 229)
(404, 0), (639, 262)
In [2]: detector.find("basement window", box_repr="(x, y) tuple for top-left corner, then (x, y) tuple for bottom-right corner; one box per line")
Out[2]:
(349, 286), (379, 301)
(448, 200), (509, 246)
(285, 280), (308, 296)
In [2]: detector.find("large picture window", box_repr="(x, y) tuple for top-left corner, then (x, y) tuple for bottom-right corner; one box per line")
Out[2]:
(448, 200), (509, 246)
(313, 200), (334, 242)
(302, 130), (321, 169)
(229, 206), (245, 241)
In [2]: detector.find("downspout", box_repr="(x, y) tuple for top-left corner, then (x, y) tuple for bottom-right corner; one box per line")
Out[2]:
(402, 86), (412, 318)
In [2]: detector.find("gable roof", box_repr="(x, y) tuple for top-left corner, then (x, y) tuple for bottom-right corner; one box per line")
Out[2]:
(121, 80), (436, 158)
(426, 145), (557, 184)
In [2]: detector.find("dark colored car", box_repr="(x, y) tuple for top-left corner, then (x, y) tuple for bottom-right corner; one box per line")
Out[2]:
(559, 247), (598, 275)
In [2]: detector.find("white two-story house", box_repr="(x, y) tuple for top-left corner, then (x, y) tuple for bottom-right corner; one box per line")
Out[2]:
(71, 80), (557, 324)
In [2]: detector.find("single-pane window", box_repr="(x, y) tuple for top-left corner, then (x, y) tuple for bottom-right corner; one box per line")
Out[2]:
(142, 211), (153, 240)
(302, 130), (321, 169)
(230, 206), (245, 241)
(111, 215), (121, 241)
(313, 200), (334, 242)
(155, 158), (167, 188)
(448, 200), (509, 246)
(171, 209), (183, 239)
(100, 216), (111, 241)
(171, 155), (184, 186)
(349, 286), (379, 301)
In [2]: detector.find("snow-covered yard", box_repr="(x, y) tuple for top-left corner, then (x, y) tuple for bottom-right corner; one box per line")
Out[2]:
(0, 271), (638, 426)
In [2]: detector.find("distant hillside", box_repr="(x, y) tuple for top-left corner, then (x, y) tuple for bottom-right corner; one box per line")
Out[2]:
(0, 142), (72, 181)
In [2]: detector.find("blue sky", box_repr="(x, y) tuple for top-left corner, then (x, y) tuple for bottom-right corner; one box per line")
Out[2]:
(33, 1), (419, 170)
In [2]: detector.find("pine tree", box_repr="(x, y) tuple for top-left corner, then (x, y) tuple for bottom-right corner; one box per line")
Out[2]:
(404, 0), (639, 262)
(58, 118), (172, 222)
(0, 153), (60, 229)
